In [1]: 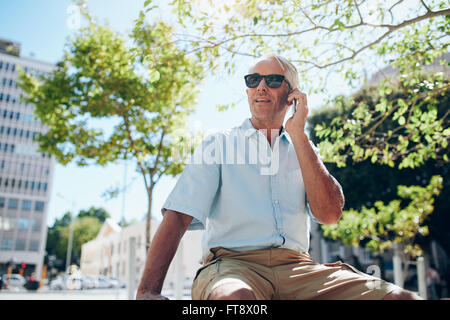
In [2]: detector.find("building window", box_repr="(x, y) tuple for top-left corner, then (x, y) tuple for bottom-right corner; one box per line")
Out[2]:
(0, 217), (13, 231)
(22, 200), (32, 211)
(15, 239), (26, 251)
(29, 240), (39, 252)
(18, 218), (28, 230)
(1, 239), (13, 250)
(32, 219), (40, 232)
(0, 197), (4, 208)
(8, 198), (19, 210)
(35, 201), (44, 212)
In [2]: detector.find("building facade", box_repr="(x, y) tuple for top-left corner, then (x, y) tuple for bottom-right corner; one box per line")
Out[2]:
(80, 218), (203, 293)
(0, 38), (55, 278)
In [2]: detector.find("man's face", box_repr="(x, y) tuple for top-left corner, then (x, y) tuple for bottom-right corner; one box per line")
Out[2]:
(246, 59), (291, 124)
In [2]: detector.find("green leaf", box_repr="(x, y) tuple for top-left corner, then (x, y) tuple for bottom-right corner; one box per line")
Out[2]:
(148, 69), (160, 83)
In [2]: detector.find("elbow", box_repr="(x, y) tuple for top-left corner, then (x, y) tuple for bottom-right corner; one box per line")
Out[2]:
(321, 209), (342, 225)
(330, 208), (343, 224)
(326, 192), (344, 224)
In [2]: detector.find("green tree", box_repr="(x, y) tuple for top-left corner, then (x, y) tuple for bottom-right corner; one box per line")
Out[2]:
(46, 206), (110, 269)
(54, 216), (103, 266)
(168, 0), (449, 169)
(78, 206), (110, 223)
(19, 4), (205, 251)
(321, 175), (442, 286)
(308, 84), (449, 284)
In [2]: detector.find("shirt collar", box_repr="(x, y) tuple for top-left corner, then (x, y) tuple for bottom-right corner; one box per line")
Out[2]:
(240, 118), (293, 145)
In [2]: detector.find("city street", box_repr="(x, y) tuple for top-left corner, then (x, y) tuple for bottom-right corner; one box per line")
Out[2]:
(0, 287), (191, 300)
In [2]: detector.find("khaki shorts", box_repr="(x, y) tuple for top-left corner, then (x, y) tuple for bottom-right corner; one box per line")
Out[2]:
(191, 247), (399, 300)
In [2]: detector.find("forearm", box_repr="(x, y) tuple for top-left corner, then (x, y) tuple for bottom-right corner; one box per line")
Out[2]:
(290, 131), (344, 224)
(136, 210), (193, 296)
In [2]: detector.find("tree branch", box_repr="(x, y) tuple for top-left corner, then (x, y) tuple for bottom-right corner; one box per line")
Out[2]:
(180, 6), (450, 70)
(420, 0), (432, 13)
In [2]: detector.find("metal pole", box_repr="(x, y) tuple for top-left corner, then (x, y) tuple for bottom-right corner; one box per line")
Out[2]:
(417, 257), (427, 299)
(320, 238), (329, 263)
(393, 244), (403, 287)
(58, 193), (76, 273)
(65, 210), (75, 273)
(128, 237), (136, 300)
(174, 240), (184, 300)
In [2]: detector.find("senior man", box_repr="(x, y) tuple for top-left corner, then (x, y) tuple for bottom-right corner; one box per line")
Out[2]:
(136, 55), (421, 300)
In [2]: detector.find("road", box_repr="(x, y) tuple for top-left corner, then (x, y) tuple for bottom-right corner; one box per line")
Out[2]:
(0, 287), (191, 300)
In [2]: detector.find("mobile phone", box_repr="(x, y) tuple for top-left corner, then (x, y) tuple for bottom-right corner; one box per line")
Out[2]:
(293, 98), (298, 113)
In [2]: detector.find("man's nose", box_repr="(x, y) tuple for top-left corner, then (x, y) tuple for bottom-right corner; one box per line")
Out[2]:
(256, 78), (268, 91)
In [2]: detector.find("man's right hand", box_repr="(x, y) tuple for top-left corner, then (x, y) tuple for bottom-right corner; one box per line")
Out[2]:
(136, 291), (169, 300)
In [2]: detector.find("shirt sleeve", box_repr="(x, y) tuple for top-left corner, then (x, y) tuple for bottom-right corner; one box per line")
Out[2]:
(305, 140), (343, 224)
(161, 134), (221, 230)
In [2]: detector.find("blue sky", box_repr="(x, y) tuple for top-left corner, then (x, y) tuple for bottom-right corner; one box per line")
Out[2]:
(0, 0), (338, 226)
(0, 0), (256, 226)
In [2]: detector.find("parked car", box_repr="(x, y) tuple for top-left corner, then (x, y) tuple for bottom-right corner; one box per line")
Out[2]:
(49, 275), (81, 290)
(1, 274), (26, 290)
(96, 275), (114, 289)
(80, 275), (97, 290)
(49, 276), (64, 290)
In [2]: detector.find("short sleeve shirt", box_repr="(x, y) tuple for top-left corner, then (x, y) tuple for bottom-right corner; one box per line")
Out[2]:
(162, 118), (327, 260)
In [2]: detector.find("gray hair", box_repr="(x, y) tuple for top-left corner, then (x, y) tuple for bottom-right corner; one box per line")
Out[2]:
(249, 54), (299, 90)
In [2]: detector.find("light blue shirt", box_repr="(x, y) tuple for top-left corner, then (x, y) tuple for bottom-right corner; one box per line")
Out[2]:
(162, 118), (327, 260)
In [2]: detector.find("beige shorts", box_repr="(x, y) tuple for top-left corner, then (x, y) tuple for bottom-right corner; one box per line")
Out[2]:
(191, 247), (399, 300)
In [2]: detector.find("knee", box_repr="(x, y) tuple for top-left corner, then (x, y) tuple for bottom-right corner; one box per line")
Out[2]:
(383, 288), (423, 300)
(208, 283), (256, 300)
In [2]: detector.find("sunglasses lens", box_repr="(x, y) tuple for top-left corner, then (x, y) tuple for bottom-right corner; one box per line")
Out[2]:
(245, 74), (262, 88)
(265, 75), (284, 88)
(245, 74), (286, 88)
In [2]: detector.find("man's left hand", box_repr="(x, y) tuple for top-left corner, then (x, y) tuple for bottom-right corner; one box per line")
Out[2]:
(285, 88), (308, 135)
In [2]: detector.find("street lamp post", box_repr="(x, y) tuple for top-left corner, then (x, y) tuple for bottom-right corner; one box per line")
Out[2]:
(57, 193), (76, 273)
(66, 210), (75, 272)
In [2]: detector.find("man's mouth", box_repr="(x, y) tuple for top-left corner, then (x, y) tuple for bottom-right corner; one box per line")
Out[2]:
(255, 98), (271, 103)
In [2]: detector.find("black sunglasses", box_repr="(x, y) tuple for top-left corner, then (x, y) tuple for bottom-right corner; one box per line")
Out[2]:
(244, 73), (292, 89)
